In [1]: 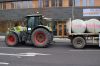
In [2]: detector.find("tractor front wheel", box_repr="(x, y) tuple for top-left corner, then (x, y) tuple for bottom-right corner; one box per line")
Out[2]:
(5, 33), (19, 47)
(31, 28), (51, 48)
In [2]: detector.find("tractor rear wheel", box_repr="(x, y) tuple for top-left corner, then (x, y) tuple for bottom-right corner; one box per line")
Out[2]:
(31, 28), (51, 48)
(5, 33), (19, 47)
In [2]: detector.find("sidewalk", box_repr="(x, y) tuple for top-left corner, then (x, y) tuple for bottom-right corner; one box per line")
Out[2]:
(53, 38), (70, 42)
(0, 36), (5, 41)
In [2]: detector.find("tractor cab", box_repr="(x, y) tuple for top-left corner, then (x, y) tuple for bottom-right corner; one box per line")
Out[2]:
(26, 14), (43, 32)
(26, 14), (52, 33)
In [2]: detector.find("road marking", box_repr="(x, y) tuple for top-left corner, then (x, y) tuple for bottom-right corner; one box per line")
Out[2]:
(0, 62), (9, 65)
(69, 50), (100, 52)
(0, 52), (51, 57)
(0, 47), (32, 49)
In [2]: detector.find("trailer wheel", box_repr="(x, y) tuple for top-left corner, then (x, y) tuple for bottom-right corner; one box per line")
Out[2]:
(31, 28), (51, 48)
(5, 33), (18, 47)
(72, 36), (86, 49)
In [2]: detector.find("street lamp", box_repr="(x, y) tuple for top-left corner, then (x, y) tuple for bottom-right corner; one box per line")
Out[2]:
(72, 0), (75, 19)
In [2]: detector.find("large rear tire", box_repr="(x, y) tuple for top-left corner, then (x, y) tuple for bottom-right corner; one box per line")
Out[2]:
(31, 28), (51, 48)
(5, 33), (19, 47)
(72, 36), (86, 49)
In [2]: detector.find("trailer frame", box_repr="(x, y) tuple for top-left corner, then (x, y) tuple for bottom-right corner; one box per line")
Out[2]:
(67, 18), (100, 49)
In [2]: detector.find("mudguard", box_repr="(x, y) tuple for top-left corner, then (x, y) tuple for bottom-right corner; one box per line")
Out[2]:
(33, 25), (52, 32)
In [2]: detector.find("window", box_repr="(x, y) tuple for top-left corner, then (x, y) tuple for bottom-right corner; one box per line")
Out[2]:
(0, 3), (3, 10)
(82, 0), (87, 6)
(28, 17), (35, 28)
(13, 2), (16, 8)
(21, 1), (33, 8)
(6, 2), (14, 9)
(43, 0), (49, 7)
(74, 0), (94, 6)
(82, 0), (94, 6)
(22, 1), (28, 8)
(94, 0), (100, 6)
(33, 0), (38, 8)
(75, 0), (80, 6)
(38, 0), (50, 8)
(51, 0), (62, 7)
(15, 2), (23, 9)
(28, 1), (33, 8)
(59, 0), (62, 6)
(51, 0), (55, 7)
(69, 0), (73, 6)
(11, 3), (14, 9)
(62, 0), (69, 7)
(13, 1), (33, 9)
(3, 3), (6, 9)
(38, 0), (43, 8)
(89, 0), (94, 6)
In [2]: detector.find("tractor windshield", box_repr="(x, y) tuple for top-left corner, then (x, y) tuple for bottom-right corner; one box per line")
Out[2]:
(41, 17), (52, 26)
(38, 16), (43, 25)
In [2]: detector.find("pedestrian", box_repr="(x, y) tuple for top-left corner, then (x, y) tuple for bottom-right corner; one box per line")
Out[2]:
(14, 22), (22, 32)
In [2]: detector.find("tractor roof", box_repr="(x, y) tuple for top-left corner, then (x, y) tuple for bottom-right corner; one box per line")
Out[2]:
(26, 14), (42, 17)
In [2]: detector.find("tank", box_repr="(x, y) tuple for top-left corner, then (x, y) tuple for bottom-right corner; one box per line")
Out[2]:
(86, 19), (100, 33)
(94, 19), (100, 33)
(72, 19), (86, 33)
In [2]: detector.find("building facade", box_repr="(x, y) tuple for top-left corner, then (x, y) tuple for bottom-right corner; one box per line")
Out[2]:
(0, 0), (100, 36)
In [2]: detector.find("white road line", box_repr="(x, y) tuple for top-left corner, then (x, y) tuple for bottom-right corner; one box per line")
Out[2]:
(0, 47), (32, 49)
(69, 50), (100, 52)
(0, 52), (51, 57)
(0, 62), (9, 65)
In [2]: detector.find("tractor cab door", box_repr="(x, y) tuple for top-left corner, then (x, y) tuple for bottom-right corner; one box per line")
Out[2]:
(27, 16), (42, 33)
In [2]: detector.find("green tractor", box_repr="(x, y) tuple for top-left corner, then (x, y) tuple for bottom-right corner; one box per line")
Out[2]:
(5, 14), (53, 48)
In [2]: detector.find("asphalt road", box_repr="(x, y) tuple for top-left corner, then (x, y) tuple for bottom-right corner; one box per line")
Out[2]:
(0, 38), (100, 66)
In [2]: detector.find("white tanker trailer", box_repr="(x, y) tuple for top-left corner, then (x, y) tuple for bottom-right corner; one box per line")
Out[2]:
(67, 18), (100, 49)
